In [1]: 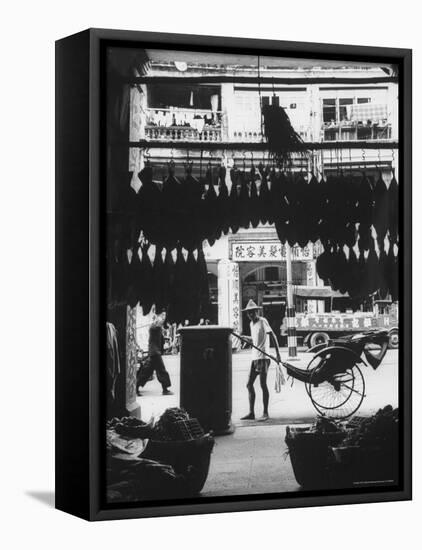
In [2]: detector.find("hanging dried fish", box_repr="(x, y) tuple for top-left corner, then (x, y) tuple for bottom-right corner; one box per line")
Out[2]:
(238, 170), (251, 229)
(162, 161), (183, 250)
(202, 167), (218, 245)
(273, 171), (289, 244)
(168, 247), (188, 324)
(217, 166), (230, 235)
(249, 171), (260, 228)
(346, 247), (360, 298)
(305, 173), (322, 244)
(290, 171), (309, 248)
(152, 246), (166, 312)
(127, 245), (143, 309)
(258, 164), (272, 225)
(386, 241), (399, 301)
(138, 165), (162, 246)
(316, 175), (330, 246)
(139, 244), (154, 315)
(228, 166), (241, 234)
(373, 172), (389, 248)
(180, 163), (202, 250)
(388, 173), (399, 244)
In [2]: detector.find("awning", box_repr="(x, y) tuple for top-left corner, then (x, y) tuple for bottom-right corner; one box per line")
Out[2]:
(346, 103), (388, 122)
(294, 286), (348, 299)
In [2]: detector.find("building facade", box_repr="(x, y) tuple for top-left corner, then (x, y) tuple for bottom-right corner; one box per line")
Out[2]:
(128, 50), (398, 341)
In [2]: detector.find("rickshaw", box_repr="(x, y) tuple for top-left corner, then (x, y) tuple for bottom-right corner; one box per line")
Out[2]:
(232, 328), (390, 419)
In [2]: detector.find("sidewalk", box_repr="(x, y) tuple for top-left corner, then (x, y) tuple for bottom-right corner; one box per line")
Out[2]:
(136, 348), (398, 497)
(201, 424), (301, 497)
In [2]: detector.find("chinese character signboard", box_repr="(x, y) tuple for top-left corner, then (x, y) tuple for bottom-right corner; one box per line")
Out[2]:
(218, 259), (241, 337)
(296, 314), (377, 331)
(231, 241), (322, 262)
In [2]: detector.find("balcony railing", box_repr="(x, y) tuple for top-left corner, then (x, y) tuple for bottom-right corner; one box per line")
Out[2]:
(145, 107), (222, 142)
(231, 126), (309, 143)
(143, 107), (392, 145)
(145, 126), (222, 142)
(322, 121), (391, 141)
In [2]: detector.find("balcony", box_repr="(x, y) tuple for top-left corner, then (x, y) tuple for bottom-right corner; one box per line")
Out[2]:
(322, 121), (392, 142)
(231, 126), (309, 143)
(144, 108), (222, 142)
(322, 102), (392, 141)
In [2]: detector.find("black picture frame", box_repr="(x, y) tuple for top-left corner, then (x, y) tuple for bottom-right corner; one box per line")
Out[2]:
(55, 28), (412, 521)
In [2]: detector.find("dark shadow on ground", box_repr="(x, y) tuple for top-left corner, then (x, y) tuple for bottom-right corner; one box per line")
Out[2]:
(235, 416), (316, 427)
(25, 491), (55, 508)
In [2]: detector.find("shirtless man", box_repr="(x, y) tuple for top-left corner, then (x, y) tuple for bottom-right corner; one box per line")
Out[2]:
(241, 300), (281, 422)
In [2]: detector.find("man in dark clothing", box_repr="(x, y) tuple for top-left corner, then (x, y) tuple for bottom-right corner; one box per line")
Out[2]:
(137, 310), (173, 396)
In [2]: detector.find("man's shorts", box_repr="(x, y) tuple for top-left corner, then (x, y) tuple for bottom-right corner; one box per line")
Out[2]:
(251, 359), (271, 375)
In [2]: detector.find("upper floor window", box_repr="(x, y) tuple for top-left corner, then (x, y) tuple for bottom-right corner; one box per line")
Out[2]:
(322, 98), (336, 124)
(323, 97), (370, 125)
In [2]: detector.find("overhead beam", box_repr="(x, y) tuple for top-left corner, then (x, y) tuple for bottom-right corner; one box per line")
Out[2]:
(128, 139), (399, 151)
(123, 75), (398, 85)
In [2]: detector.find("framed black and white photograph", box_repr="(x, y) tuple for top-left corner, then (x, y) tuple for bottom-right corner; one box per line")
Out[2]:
(55, 28), (411, 521)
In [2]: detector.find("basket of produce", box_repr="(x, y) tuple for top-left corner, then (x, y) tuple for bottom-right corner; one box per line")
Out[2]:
(330, 405), (399, 486)
(107, 416), (155, 439)
(106, 408), (215, 498)
(285, 417), (347, 489)
(143, 407), (215, 495)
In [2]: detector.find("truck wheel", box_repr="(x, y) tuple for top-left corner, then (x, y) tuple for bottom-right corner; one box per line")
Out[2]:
(309, 332), (329, 348)
(389, 330), (399, 349)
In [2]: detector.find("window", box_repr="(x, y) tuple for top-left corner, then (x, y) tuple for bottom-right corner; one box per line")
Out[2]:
(323, 98), (354, 124)
(357, 97), (371, 104)
(339, 98), (353, 121)
(265, 267), (279, 281)
(292, 263), (307, 285)
(323, 98), (336, 124)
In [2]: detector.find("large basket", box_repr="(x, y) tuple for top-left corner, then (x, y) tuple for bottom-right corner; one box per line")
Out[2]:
(331, 445), (399, 486)
(142, 434), (215, 495)
(285, 426), (347, 489)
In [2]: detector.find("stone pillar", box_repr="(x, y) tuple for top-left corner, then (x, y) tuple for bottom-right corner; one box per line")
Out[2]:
(285, 243), (298, 360)
(218, 259), (241, 345)
(306, 260), (318, 314)
(129, 85), (146, 192)
(107, 305), (141, 419)
(220, 83), (235, 141)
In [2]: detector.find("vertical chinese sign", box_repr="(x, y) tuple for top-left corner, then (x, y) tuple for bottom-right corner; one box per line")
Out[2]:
(218, 259), (241, 345)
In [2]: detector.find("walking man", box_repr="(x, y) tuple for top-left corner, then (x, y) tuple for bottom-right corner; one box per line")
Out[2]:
(241, 300), (281, 422)
(137, 310), (173, 396)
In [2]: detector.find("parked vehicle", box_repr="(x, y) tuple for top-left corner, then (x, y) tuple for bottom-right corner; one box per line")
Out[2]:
(281, 299), (398, 349)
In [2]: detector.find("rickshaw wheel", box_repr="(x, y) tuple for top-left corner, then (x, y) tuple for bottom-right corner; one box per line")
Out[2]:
(307, 352), (366, 419)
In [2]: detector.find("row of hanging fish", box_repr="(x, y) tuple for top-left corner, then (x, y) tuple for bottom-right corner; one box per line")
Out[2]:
(317, 239), (399, 301)
(122, 162), (398, 252)
(109, 161), (399, 306)
(107, 243), (210, 324)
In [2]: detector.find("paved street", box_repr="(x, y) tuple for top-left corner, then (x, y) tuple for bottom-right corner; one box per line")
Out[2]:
(137, 348), (399, 425)
(137, 348), (399, 497)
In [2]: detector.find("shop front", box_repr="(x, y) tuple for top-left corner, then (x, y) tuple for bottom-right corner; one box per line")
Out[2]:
(204, 232), (325, 344)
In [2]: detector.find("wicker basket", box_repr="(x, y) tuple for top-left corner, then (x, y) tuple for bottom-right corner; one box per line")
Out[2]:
(331, 445), (399, 486)
(142, 434), (215, 495)
(285, 426), (347, 489)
